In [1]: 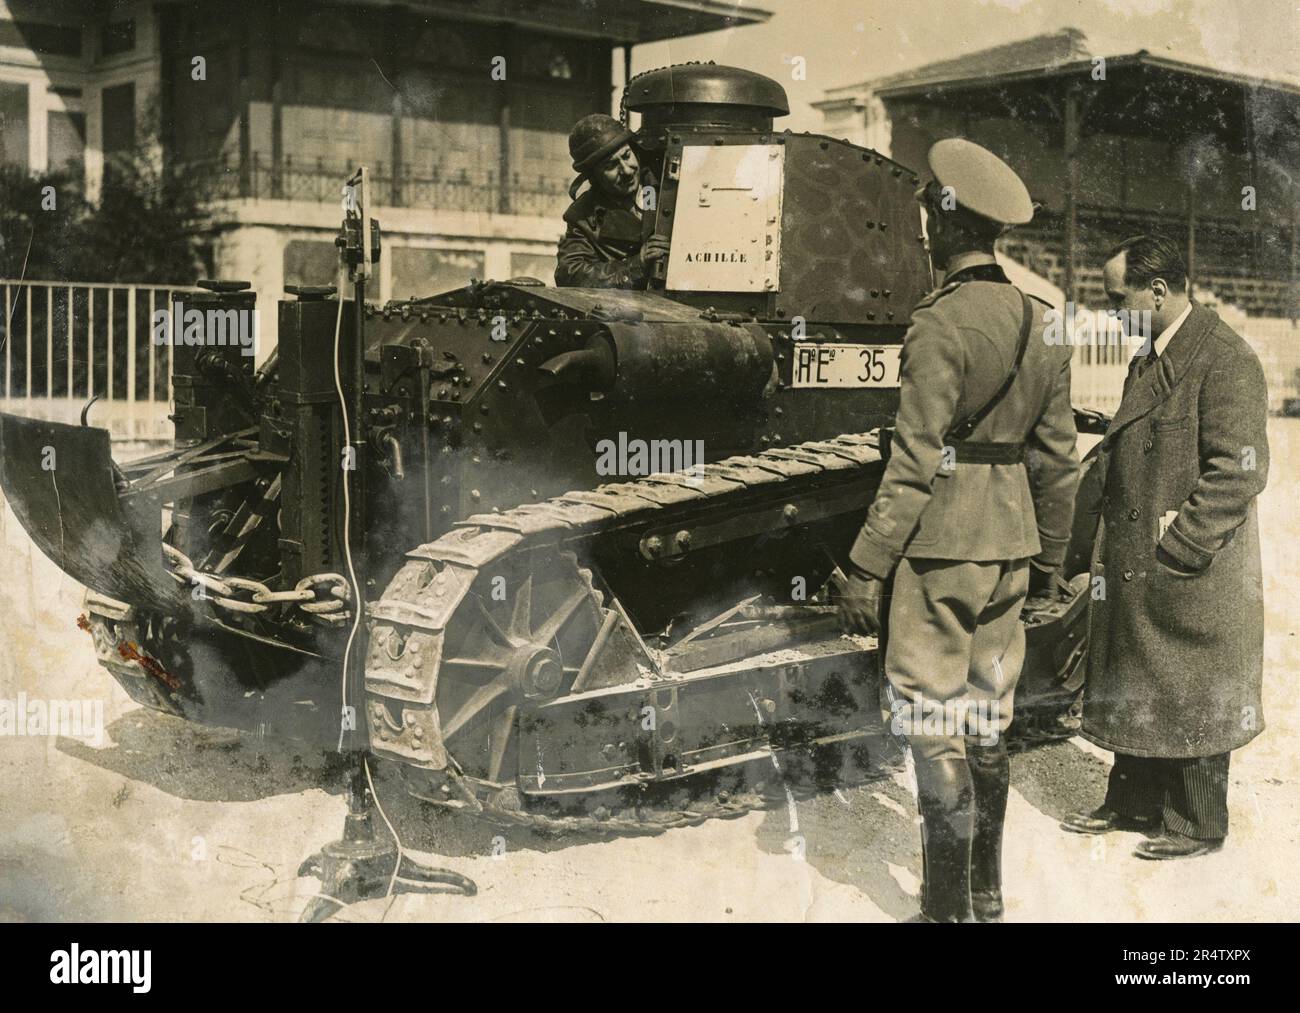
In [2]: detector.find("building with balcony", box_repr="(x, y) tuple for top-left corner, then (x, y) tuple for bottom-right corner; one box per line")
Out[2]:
(1, 0), (769, 349)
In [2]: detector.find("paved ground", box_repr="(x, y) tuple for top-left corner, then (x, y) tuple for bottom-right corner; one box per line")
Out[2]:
(1, 422), (1297, 922)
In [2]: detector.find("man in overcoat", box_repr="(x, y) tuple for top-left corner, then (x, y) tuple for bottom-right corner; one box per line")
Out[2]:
(1062, 233), (1269, 859)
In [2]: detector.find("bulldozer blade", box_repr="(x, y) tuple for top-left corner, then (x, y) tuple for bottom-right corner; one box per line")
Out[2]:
(0, 411), (186, 612)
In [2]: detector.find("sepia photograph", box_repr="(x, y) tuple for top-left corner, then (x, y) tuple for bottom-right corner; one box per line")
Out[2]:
(0, 0), (1295, 971)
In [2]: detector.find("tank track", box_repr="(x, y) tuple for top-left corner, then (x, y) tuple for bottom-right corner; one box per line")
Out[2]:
(364, 425), (1091, 836)
(364, 430), (889, 835)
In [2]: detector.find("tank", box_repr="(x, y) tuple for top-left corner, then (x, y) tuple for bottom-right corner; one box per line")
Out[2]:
(0, 64), (1106, 836)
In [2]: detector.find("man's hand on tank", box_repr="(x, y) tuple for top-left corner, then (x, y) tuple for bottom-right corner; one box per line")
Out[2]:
(639, 235), (671, 264)
(839, 566), (885, 636)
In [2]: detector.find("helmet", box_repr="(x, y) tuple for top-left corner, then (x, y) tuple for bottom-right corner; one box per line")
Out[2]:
(568, 113), (635, 174)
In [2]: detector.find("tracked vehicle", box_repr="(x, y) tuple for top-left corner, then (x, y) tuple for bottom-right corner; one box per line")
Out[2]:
(0, 64), (1102, 838)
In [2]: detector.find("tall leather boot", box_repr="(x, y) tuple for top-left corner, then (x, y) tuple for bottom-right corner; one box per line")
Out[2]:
(967, 738), (1010, 922)
(912, 754), (975, 922)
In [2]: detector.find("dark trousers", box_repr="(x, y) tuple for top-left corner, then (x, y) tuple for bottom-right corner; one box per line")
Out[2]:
(1104, 752), (1231, 840)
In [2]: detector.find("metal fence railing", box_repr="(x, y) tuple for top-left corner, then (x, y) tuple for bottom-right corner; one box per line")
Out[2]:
(0, 279), (201, 404)
(1069, 336), (1131, 415)
(194, 153), (571, 218)
(1067, 311), (1300, 416)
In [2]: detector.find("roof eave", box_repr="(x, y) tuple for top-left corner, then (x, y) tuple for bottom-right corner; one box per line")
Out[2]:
(874, 51), (1300, 100)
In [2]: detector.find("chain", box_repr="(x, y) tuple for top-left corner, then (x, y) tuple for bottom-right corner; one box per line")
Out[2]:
(162, 544), (352, 626)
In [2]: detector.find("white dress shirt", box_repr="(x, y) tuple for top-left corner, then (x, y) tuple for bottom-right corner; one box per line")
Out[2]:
(1150, 302), (1193, 359)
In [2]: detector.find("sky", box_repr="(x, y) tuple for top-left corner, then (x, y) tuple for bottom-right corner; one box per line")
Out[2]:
(634, 0), (1300, 131)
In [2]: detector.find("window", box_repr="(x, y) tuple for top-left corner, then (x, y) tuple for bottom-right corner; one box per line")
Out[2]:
(0, 81), (29, 170)
(101, 20), (136, 58)
(102, 82), (135, 154)
(547, 53), (573, 80)
(520, 39), (584, 82)
(0, 19), (82, 58)
(47, 109), (85, 179)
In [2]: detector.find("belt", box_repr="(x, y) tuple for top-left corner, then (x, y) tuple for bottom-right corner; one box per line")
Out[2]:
(879, 430), (1026, 465)
(947, 439), (1026, 464)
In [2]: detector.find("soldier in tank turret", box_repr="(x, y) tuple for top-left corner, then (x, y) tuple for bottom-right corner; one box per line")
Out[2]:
(554, 113), (670, 289)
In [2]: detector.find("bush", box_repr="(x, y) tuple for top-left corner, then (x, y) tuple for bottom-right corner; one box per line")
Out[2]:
(0, 165), (89, 280)
(0, 145), (219, 284)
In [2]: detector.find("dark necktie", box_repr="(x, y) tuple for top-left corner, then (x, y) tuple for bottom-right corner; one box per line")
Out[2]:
(1137, 345), (1158, 378)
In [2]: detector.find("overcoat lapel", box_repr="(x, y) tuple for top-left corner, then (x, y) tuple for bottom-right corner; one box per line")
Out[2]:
(1102, 304), (1218, 445)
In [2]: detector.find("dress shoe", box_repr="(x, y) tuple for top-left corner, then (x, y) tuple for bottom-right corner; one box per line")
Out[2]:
(1060, 805), (1157, 835)
(1134, 832), (1224, 860)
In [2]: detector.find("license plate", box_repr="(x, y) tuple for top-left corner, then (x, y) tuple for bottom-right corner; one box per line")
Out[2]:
(791, 344), (901, 389)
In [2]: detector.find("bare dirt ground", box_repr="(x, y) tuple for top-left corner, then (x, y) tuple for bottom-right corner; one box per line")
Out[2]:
(1, 422), (1297, 923)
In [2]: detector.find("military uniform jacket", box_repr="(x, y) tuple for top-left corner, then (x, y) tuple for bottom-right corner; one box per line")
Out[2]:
(850, 265), (1080, 578)
(1083, 304), (1268, 758)
(554, 186), (648, 289)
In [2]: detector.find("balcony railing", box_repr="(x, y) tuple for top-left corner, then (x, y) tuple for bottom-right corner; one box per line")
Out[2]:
(192, 153), (572, 218)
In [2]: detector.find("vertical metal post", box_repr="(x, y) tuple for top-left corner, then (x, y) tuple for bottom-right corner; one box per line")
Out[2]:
(498, 25), (512, 215)
(238, 18), (252, 199)
(1063, 85), (1080, 310)
(107, 287), (114, 401)
(270, 5), (283, 200)
(127, 286), (137, 404)
(46, 286), (52, 399)
(148, 288), (156, 402)
(87, 287), (94, 398)
(166, 290), (174, 404)
(66, 286), (73, 398)
(25, 285), (31, 399)
(4, 284), (10, 397)
(388, 5), (404, 211)
(343, 167), (372, 755)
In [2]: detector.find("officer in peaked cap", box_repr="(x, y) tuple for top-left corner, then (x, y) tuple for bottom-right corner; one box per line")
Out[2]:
(839, 138), (1080, 921)
(554, 113), (670, 289)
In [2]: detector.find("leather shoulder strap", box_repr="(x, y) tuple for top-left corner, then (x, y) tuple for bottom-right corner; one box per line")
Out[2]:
(948, 290), (1033, 441)
(913, 280), (962, 312)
